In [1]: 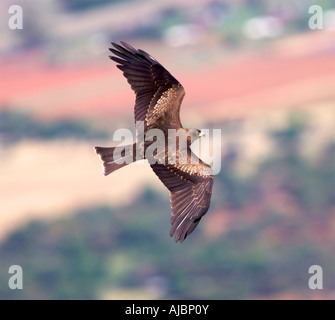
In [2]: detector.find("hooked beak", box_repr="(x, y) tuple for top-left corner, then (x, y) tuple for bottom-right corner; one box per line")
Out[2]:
(199, 131), (205, 137)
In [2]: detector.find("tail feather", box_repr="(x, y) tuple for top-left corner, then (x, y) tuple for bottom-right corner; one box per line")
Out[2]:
(94, 144), (135, 176)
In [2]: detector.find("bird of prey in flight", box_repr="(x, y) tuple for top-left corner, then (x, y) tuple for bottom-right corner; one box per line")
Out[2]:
(95, 42), (213, 243)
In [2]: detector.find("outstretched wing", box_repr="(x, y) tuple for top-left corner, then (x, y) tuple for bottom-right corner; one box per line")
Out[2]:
(151, 162), (213, 243)
(109, 42), (185, 131)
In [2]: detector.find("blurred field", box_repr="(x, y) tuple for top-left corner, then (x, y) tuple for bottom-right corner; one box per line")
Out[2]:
(0, 140), (161, 242)
(1, 30), (335, 240)
(1, 32), (335, 121)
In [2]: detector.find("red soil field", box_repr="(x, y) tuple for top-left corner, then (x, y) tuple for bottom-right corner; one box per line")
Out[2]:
(1, 32), (334, 121)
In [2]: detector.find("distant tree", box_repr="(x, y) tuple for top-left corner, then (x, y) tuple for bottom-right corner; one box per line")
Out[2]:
(60, 0), (126, 12)
(0, 109), (109, 143)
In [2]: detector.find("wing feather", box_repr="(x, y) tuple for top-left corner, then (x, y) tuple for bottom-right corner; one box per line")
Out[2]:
(151, 163), (213, 243)
(109, 42), (185, 131)
(108, 42), (214, 244)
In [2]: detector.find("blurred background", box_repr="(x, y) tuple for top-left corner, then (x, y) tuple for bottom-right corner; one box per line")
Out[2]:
(1, 0), (335, 299)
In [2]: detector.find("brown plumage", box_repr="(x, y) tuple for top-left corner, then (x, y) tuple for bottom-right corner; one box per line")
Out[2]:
(95, 41), (213, 243)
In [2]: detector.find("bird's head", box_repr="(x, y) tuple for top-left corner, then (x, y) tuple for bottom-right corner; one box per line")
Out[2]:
(187, 128), (205, 142)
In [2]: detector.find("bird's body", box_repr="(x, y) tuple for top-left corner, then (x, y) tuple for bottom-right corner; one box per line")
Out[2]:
(95, 42), (213, 243)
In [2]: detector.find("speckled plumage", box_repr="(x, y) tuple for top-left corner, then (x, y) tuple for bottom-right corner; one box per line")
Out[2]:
(95, 42), (213, 243)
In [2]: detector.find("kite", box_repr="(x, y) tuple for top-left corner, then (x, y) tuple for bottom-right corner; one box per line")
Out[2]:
(95, 42), (213, 243)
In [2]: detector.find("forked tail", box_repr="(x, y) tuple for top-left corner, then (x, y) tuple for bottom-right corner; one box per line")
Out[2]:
(94, 144), (135, 176)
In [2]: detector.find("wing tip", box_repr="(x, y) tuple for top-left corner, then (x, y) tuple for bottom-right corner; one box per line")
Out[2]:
(110, 41), (138, 56)
(110, 42), (120, 50)
(120, 41), (137, 53)
(169, 224), (187, 244)
(170, 215), (203, 244)
(109, 41), (159, 65)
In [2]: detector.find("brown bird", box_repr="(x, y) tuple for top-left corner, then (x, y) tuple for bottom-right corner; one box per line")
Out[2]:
(95, 42), (213, 243)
